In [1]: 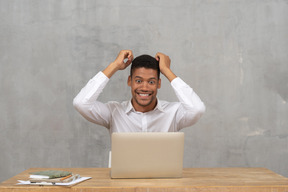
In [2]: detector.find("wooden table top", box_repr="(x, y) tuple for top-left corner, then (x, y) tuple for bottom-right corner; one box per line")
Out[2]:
(1, 167), (288, 192)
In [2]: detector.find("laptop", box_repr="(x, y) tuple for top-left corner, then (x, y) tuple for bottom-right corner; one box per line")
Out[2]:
(110, 132), (184, 179)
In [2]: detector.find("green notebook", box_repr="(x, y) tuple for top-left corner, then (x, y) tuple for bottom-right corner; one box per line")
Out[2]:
(30, 170), (72, 179)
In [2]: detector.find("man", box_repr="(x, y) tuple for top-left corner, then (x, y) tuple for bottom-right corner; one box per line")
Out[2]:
(73, 50), (205, 134)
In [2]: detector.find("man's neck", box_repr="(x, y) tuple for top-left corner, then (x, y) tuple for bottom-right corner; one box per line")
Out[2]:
(131, 99), (158, 113)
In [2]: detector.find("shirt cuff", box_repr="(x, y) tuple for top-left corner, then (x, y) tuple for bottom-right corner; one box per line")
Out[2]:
(171, 77), (188, 88)
(93, 71), (109, 81)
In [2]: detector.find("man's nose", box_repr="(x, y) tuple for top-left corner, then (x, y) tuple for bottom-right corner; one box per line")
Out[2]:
(140, 81), (149, 90)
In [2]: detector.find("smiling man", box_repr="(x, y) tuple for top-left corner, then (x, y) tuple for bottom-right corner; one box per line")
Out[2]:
(128, 55), (162, 113)
(73, 50), (205, 133)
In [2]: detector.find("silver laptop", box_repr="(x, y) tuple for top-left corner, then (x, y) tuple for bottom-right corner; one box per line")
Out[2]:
(110, 132), (184, 179)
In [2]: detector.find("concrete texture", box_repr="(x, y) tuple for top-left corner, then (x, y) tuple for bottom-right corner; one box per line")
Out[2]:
(0, 0), (288, 182)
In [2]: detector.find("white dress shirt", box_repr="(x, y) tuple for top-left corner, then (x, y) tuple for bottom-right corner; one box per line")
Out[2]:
(73, 71), (205, 134)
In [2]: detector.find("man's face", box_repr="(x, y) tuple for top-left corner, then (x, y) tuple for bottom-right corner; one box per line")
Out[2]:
(128, 67), (161, 112)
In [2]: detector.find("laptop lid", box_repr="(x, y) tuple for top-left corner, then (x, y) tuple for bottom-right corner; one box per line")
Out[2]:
(110, 132), (184, 179)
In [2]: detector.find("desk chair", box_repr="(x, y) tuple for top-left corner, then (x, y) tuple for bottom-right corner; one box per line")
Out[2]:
(108, 151), (111, 168)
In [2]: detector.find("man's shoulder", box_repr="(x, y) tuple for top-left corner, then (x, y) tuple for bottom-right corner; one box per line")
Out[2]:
(106, 100), (130, 109)
(159, 99), (179, 104)
(106, 100), (128, 105)
(158, 99), (181, 109)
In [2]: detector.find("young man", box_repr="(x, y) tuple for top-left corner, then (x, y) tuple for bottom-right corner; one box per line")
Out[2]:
(73, 50), (205, 134)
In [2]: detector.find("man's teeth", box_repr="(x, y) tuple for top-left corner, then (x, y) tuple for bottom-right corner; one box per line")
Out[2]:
(139, 93), (149, 96)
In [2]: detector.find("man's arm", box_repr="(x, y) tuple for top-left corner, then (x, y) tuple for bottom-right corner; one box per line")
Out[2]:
(73, 50), (133, 127)
(155, 52), (205, 129)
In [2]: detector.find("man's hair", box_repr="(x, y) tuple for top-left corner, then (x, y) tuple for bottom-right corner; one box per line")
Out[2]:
(130, 55), (160, 79)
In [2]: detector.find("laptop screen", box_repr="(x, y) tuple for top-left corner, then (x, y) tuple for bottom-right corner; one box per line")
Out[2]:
(110, 132), (184, 179)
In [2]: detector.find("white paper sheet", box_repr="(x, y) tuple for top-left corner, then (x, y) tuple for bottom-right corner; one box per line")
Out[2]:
(17, 177), (91, 186)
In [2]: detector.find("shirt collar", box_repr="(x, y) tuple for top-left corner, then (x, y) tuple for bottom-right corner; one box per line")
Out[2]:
(125, 98), (165, 114)
(125, 100), (134, 113)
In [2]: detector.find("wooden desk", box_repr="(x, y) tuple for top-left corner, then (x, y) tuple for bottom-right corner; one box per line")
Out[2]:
(1, 168), (288, 192)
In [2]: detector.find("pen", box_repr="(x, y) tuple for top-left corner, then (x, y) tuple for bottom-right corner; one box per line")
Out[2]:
(60, 174), (72, 181)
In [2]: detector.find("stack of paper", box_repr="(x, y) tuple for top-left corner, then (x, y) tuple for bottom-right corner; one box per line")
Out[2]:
(17, 170), (91, 186)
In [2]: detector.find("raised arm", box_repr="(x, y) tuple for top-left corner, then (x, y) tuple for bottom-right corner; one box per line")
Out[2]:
(73, 50), (134, 127)
(155, 52), (205, 129)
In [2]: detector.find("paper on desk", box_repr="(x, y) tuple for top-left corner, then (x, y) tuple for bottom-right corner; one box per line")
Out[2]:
(17, 176), (91, 186)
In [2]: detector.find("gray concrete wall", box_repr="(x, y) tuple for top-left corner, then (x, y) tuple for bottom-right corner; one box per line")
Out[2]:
(0, 0), (288, 182)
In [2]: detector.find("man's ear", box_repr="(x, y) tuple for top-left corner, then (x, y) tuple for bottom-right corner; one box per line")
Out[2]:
(158, 78), (161, 89)
(127, 76), (131, 86)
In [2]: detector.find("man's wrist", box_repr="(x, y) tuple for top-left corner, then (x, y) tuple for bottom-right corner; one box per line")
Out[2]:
(102, 62), (119, 78)
(161, 68), (177, 82)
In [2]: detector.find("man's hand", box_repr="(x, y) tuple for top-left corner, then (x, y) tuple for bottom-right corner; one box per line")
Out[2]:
(103, 50), (134, 78)
(155, 52), (177, 82)
(113, 50), (134, 70)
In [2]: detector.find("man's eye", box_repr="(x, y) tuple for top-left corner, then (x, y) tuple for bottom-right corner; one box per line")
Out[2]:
(149, 81), (156, 85)
(135, 80), (142, 83)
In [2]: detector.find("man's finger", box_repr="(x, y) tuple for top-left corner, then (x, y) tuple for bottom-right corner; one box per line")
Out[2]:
(127, 51), (134, 61)
(155, 53), (160, 61)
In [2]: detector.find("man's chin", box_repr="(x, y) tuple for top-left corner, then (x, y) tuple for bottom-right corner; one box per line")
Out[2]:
(137, 101), (151, 107)
(135, 99), (153, 107)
